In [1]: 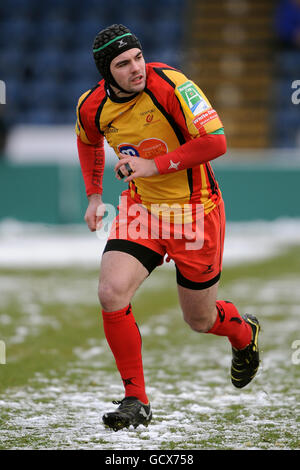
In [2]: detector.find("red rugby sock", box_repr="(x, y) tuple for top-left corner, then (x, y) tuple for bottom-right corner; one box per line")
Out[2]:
(102, 304), (148, 404)
(208, 300), (252, 349)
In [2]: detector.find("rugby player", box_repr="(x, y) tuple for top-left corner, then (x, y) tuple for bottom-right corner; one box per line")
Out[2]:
(76, 24), (260, 431)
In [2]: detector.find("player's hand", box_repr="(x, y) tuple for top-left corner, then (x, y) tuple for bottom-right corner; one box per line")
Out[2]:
(84, 194), (105, 232)
(114, 156), (159, 182)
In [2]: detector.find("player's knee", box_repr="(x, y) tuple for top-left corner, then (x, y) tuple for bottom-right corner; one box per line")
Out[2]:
(98, 279), (130, 311)
(183, 309), (216, 333)
(98, 280), (118, 310)
(185, 317), (210, 333)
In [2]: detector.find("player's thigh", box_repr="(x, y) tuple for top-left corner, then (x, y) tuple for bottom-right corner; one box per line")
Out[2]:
(98, 250), (149, 310)
(177, 281), (219, 331)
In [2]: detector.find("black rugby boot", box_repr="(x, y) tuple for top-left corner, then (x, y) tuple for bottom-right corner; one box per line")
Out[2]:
(103, 396), (152, 431)
(231, 314), (260, 388)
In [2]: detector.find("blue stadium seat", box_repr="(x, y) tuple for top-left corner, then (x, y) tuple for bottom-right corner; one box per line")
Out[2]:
(274, 108), (300, 130)
(66, 79), (96, 106)
(0, 18), (32, 46)
(272, 108), (300, 147)
(271, 79), (298, 107)
(31, 48), (64, 79)
(273, 48), (300, 148)
(34, 18), (73, 49)
(5, 79), (23, 105)
(151, 19), (183, 48)
(0, 48), (25, 80)
(0, 0), (185, 125)
(151, 48), (182, 69)
(29, 80), (61, 107)
(276, 51), (300, 77)
(64, 50), (99, 82)
(76, 17), (107, 42)
(25, 107), (57, 125)
(0, 0), (34, 18)
(56, 77), (96, 110)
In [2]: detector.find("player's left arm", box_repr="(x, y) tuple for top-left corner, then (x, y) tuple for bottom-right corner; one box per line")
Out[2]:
(153, 80), (227, 175)
(154, 131), (226, 175)
(114, 131), (226, 182)
(115, 76), (227, 182)
(115, 77), (226, 181)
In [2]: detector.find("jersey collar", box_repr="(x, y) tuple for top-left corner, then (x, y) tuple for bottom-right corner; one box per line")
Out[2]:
(105, 82), (140, 103)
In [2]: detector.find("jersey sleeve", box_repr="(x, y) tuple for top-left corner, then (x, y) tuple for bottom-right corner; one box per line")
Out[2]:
(164, 69), (224, 138)
(77, 137), (105, 196)
(75, 90), (102, 145)
(75, 90), (105, 196)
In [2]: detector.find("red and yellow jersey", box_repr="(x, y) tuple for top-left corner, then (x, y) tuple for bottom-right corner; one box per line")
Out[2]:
(76, 62), (224, 214)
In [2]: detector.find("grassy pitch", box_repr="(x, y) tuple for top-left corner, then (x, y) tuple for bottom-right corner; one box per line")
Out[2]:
(0, 246), (300, 450)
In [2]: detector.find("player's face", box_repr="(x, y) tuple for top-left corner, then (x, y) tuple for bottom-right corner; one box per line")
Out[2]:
(110, 48), (146, 95)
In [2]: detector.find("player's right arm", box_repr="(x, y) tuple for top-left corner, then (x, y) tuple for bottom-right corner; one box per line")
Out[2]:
(76, 90), (106, 232)
(84, 192), (105, 232)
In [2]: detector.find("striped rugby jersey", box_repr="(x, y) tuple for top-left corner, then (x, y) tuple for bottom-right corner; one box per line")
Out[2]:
(76, 62), (224, 215)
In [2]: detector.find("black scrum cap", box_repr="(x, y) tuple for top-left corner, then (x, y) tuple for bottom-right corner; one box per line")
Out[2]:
(93, 24), (142, 92)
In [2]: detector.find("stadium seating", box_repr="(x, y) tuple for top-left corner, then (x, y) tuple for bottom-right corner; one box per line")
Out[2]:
(0, 0), (186, 126)
(272, 50), (300, 147)
(272, 0), (300, 148)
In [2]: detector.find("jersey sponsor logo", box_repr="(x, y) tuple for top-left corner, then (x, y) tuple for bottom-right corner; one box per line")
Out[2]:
(193, 109), (218, 131)
(139, 108), (160, 126)
(178, 81), (209, 116)
(118, 138), (168, 159)
(139, 108), (156, 116)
